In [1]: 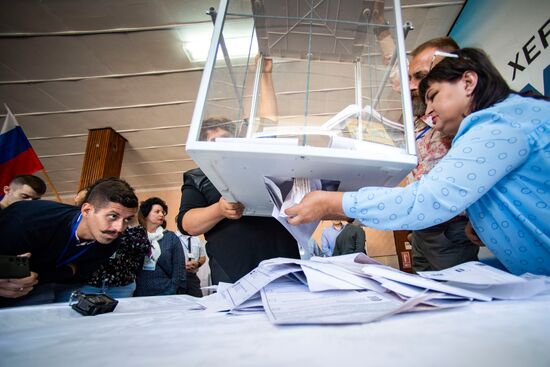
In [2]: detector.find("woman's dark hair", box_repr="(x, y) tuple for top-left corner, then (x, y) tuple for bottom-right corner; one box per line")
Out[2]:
(419, 48), (511, 113)
(139, 197), (168, 224)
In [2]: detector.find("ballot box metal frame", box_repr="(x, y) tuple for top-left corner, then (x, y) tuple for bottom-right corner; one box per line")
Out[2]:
(186, 0), (416, 216)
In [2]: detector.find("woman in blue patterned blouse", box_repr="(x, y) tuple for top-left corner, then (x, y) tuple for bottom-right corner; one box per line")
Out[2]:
(287, 48), (549, 276)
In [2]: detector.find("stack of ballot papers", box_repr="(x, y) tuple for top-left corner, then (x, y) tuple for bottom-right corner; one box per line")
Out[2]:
(195, 254), (550, 325)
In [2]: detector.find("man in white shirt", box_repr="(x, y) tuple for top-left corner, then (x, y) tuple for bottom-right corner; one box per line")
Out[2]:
(175, 230), (206, 297)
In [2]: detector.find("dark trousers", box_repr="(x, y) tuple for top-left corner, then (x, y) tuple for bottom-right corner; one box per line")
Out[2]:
(184, 272), (203, 297)
(208, 257), (232, 285)
(412, 217), (480, 272)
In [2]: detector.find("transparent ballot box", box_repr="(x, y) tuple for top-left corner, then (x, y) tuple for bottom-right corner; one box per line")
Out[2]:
(187, 0), (416, 216)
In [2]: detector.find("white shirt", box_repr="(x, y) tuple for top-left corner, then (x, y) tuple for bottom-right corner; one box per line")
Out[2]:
(175, 230), (205, 260)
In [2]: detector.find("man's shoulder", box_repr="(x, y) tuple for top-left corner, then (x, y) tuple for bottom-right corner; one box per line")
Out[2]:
(0, 200), (80, 250)
(1, 200), (78, 220)
(13, 199), (74, 209)
(183, 168), (205, 180)
(161, 230), (180, 244)
(183, 168), (220, 199)
(183, 168), (209, 189)
(351, 225), (365, 235)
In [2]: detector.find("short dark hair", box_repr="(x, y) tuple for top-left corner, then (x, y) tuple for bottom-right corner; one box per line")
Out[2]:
(199, 116), (236, 140)
(419, 48), (511, 114)
(139, 197), (168, 224)
(410, 37), (459, 58)
(84, 177), (138, 209)
(10, 175), (47, 195)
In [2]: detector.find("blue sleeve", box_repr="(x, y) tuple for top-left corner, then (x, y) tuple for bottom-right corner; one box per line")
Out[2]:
(343, 111), (531, 230)
(320, 230), (330, 256)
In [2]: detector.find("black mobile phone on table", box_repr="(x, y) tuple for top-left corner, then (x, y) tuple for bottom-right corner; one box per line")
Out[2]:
(0, 255), (31, 278)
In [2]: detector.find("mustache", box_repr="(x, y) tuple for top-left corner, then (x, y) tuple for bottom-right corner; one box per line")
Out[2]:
(101, 230), (119, 236)
(412, 95), (427, 117)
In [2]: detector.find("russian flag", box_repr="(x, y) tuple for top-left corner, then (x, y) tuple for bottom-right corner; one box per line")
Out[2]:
(0, 106), (43, 190)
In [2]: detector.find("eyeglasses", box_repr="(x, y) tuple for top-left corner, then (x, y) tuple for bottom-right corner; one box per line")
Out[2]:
(429, 50), (459, 71)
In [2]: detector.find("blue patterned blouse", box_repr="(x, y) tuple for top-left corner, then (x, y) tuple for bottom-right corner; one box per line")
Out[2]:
(343, 94), (549, 275)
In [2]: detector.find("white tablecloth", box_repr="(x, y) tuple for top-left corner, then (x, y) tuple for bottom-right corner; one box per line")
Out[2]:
(1, 294), (549, 367)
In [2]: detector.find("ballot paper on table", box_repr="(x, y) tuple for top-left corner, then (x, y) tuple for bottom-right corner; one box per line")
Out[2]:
(309, 252), (383, 278)
(196, 255), (550, 325)
(262, 256), (386, 293)
(195, 262), (302, 312)
(521, 273), (550, 296)
(197, 256), (388, 313)
(260, 276), (434, 325)
(370, 275), (474, 309)
(263, 176), (321, 246)
(362, 264), (493, 301)
(417, 261), (549, 300)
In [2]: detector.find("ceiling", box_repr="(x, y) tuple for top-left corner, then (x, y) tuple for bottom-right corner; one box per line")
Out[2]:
(0, 0), (465, 200)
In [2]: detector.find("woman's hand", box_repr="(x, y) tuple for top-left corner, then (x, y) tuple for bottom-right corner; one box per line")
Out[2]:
(217, 197), (244, 220)
(285, 191), (346, 225)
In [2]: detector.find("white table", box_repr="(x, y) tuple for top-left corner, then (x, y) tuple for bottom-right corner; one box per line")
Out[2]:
(1, 294), (549, 367)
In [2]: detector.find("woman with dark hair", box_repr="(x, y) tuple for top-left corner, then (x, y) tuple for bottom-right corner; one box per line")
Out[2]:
(134, 197), (186, 296)
(286, 48), (549, 276)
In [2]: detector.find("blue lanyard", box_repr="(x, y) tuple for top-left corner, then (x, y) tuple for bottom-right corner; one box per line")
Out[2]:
(415, 126), (430, 141)
(56, 213), (95, 268)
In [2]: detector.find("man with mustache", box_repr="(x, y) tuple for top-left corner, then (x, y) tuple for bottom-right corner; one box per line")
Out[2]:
(375, 6), (479, 270)
(0, 177), (138, 307)
(406, 38), (480, 271)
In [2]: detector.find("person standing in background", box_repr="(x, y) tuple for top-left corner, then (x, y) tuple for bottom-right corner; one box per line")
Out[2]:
(177, 57), (299, 285)
(333, 219), (366, 256)
(0, 174), (46, 211)
(320, 221), (343, 256)
(406, 37), (480, 271)
(134, 197), (185, 297)
(175, 230), (206, 297)
(373, 1), (479, 271)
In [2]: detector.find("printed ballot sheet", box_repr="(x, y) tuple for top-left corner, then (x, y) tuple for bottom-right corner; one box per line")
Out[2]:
(417, 261), (524, 285)
(260, 277), (398, 325)
(262, 256), (385, 292)
(260, 277), (434, 325)
(362, 264), (492, 301)
(196, 263), (302, 312)
(417, 261), (549, 300)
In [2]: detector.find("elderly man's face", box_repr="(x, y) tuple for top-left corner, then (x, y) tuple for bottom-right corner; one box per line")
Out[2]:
(409, 47), (438, 117)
